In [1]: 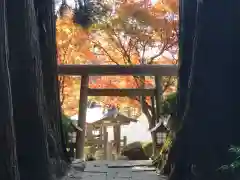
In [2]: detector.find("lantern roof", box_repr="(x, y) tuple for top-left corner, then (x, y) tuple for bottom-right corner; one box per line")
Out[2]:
(70, 104), (137, 126)
(149, 116), (170, 132)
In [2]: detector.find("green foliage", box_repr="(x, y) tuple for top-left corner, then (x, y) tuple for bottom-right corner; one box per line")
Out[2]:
(162, 92), (177, 115)
(160, 134), (173, 154)
(73, 0), (110, 28)
(58, 0), (109, 28)
(152, 92), (177, 168)
(141, 141), (153, 158)
(152, 92), (177, 169)
(162, 92), (182, 132)
(62, 114), (74, 136)
(152, 134), (173, 169)
(220, 146), (240, 172)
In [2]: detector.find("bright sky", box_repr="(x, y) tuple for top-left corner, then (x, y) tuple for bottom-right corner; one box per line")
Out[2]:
(55, 0), (159, 10)
(151, 0), (158, 5)
(71, 108), (152, 143)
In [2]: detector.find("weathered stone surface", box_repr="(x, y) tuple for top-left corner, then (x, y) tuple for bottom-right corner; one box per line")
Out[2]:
(115, 155), (129, 160)
(62, 160), (166, 180)
(71, 159), (86, 171)
(121, 142), (149, 160)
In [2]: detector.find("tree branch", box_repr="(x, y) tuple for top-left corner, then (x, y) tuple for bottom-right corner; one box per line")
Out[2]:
(111, 27), (132, 64)
(92, 41), (120, 65)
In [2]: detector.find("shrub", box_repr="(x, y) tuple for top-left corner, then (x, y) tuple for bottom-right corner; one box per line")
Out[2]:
(152, 134), (173, 171)
(220, 146), (240, 172)
(162, 92), (177, 115)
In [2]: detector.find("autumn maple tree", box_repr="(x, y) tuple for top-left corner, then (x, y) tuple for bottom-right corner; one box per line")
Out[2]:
(56, 9), (98, 114)
(56, 0), (178, 121)
(88, 0), (178, 118)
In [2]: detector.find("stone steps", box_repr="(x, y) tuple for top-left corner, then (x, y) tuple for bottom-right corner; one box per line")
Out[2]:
(63, 160), (166, 180)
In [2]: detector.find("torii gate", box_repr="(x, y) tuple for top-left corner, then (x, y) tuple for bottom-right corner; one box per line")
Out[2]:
(58, 64), (178, 159)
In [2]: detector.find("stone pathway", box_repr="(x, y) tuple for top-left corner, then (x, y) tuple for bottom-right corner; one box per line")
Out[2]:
(64, 160), (166, 180)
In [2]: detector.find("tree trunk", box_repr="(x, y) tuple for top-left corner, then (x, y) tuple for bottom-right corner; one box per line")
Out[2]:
(185, 1), (235, 179)
(167, 0), (198, 179)
(140, 78), (157, 158)
(232, 2), (240, 178)
(0, 1), (20, 179)
(169, 1), (239, 180)
(6, 0), (51, 179)
(34, 0), (68, 161)
(232, 0), (240, 148)
(0, 0), (68, 179)
(177, 0), (197, 120)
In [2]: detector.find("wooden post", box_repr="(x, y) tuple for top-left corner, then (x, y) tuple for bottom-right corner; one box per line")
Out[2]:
(123, 136), (127, 147)
(103, 127), (108, 160)
(150, 96), (157, 157)
(58, 64), (178, 76)
(86, 124), (93, 140)
(107, 142), (113, 160)
(155, 76), (163, 123)
(113, 124), (121, 155)
(101, 125), (105, 149)
(102, 126), (105, 140)
(76, 75), (89, 159)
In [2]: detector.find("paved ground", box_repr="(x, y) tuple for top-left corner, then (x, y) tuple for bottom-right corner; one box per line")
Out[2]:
(63, 160), (166, 180)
